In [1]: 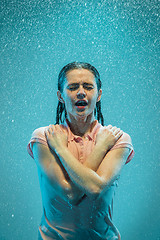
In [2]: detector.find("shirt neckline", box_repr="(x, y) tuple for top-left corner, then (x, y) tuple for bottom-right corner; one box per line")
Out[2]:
(62, 118), (101, 142)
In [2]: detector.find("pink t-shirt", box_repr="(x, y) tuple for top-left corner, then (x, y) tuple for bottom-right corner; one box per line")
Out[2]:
(27, 119), (134, 240)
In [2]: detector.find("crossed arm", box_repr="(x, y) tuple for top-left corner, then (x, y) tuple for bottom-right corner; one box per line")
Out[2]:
(32, 125), (130, 205)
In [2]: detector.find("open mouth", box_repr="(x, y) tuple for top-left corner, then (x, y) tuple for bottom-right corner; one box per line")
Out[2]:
(75, 100), (88, 106)
(75, 100), (88, 109)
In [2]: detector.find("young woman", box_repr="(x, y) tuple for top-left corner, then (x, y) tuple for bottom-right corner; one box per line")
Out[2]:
(27, 62), (134, 240)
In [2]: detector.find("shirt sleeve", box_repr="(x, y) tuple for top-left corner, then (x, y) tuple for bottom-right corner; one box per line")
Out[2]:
(27, 126), (48, 159)
(109, 132), (135, 164)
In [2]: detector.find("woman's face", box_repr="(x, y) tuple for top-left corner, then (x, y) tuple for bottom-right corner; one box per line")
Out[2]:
(57, 68), (102, 120)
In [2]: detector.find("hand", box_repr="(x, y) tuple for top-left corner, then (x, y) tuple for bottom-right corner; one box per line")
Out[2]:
(95, 125), (123, 152)
(44, 124), (68, 151)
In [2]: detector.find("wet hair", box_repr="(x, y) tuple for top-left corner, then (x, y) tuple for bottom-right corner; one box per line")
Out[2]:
(56, 62), (104, 125)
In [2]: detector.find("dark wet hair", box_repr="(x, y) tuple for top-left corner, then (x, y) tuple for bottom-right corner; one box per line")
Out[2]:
(56, 62), (104, 125)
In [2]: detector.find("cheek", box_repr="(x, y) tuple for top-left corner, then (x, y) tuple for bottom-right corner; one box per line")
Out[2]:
(89, 93), (98, 103)
(64, 96), (75, 108)
(63, 91), (73, 103)
(91, 99), (97, 107)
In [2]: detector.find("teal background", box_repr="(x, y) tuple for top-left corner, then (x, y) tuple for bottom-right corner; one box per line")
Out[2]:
(0, 0), (159, 239)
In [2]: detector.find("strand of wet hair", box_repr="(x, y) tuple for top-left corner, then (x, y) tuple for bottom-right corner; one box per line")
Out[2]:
(56, 102), (67, 124)
(96, 101), (104, 126)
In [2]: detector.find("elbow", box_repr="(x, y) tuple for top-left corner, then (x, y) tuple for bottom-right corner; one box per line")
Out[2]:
(87, 186), (102, 200)
(89, 176), (116, 199)
(66, 194), (79, 206)
(87, 180), (106, 200)
(61, 180), (81, 206)
(64, 188), (83, 206)
(62, 180), (72, 197)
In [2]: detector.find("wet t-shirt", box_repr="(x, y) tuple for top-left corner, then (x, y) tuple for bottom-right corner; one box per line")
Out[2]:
(27, 119), (134, 240)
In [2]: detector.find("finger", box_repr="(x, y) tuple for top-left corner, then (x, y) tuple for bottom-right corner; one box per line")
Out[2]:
(114, 128), (121, 135)
(116, 130), (123, 139)
(47, 127), (52, 134)
(49, 124), (54, 129)
(111, 126), (118, 131)
(54, 125), (61, 134)
(55, 124), (61, 131)
(44, 129), (49, 138)
(106, 125), (112, 129)
(48, 125), (55, 133)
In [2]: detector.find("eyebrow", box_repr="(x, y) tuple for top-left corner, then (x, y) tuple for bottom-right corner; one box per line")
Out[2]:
(67, 83), (94, 87)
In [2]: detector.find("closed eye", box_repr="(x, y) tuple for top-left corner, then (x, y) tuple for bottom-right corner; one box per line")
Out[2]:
(68, 87), (93, 91)
(83, 83), (94, 90)
(67, 83), (94, 91)
(84, 86), (93, 90)
(68, 86), (79, 91)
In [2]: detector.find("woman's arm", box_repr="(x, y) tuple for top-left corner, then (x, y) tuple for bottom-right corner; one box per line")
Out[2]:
(32, 142), (85, 205)
(32, 124), (124, 205)
(83, 125), (123, 171)
(45, 125), (128, 199)
(54, 144), (129, 198)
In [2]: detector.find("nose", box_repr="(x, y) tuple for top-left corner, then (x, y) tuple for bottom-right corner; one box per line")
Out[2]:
(77, 86), (86, 99)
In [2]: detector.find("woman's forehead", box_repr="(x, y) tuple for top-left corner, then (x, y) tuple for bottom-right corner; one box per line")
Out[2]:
(65, 68), (96, 84)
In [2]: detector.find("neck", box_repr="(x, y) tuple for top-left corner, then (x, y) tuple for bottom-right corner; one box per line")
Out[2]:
(66, 113), (96, 137)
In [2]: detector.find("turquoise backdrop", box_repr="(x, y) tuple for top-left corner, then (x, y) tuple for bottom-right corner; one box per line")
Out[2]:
(0, 0), (159, 239)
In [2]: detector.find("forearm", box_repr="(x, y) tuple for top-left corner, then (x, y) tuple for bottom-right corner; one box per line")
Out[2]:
(47, 148), (85, 205)
(48, 143), (108, 203)
(65, 179), (86, 205)
(83, 143), (108, 171)
(60, 144), (108, 203)
(44, 123), (124, 200)
(70, 144), (108, 199)
(54, 146), (104, 196)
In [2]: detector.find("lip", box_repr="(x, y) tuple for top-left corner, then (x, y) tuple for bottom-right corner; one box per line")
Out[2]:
(75, 100), (88, 105)
(75, 105), (87, 109)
